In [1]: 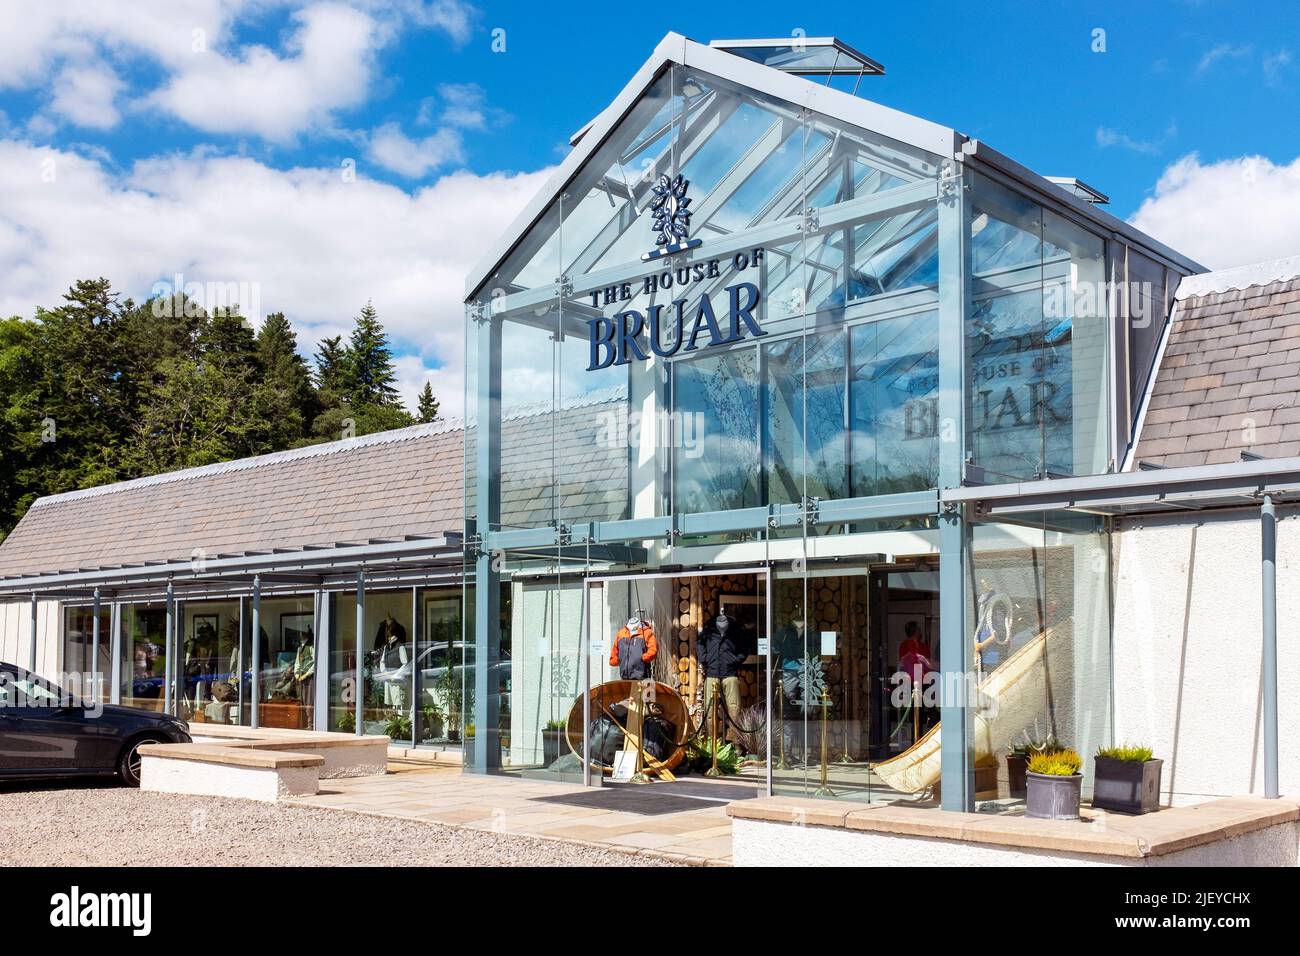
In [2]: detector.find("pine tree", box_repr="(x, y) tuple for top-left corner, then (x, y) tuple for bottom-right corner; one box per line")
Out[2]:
(313, 335), (347, 395)
(416, 382), (440, 423)
(256, 312), (317, 445)
(344, 301), (401, 407)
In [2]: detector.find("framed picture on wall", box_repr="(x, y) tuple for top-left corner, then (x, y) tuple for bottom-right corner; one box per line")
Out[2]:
(192, 613), (220, 643)
(280, 612), (313, 648)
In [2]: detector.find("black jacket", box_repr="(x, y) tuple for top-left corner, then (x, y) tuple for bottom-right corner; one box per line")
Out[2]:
(697, 615), (752, 679)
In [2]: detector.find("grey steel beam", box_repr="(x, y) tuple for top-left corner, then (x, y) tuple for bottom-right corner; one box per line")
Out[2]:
(109, 601), (121, 705)
(1261, 496), (1279, 798)
(251, 575), (261, 729)
(472, 304), (503, 774)
(91, 587), (101, 701)
(164, 581), (175, 715)
(943, 455), (1300, 516)
(0, 535), (461, 597)
(354, 570), (365, 737)
(28, 592), (37, 672)
(936, 159), (974, 811)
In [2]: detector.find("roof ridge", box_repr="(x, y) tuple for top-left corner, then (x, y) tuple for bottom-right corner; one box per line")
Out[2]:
(30, 416), (465, 509)
(24, 385), (631, 510)
(501, 384), (629, 422)
(1176, 254), (1300, 301)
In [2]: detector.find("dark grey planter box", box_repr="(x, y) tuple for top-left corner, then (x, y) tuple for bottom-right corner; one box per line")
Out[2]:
(1006, 753), (1028, 799)
(542, 730), (565, 767)
(1025, 771), (1082, 820)
(1092, 757), (1163, 815)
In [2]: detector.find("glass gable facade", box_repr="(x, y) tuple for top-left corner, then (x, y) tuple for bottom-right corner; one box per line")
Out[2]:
(464, 39), (1194, 809)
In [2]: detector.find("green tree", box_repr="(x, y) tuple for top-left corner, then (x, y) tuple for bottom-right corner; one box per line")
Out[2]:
(22, 278), (131, 497)
(344, 301), (401, 407)
(313, 335), (347, 394)
(416, 382), (440, 423)
(309, 303), (413, 440)
(256, 311), (317, 446)
(0, 316), (40, 541)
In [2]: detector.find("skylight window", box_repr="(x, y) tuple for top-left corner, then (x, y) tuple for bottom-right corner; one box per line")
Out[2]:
(709, 37), (885, 78)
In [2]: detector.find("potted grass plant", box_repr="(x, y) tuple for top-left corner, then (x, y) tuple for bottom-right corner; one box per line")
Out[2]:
(1093, 744), (1163, 815)
(1025, 749), (1084, 820)
(542, 719), (567, 767)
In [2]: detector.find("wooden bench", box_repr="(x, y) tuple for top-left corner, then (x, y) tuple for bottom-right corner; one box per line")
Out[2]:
(139, 744), (324, 802)
(184, 724), (390, 779)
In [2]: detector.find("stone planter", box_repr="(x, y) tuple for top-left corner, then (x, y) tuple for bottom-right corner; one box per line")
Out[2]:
(1005, 752), (1028, 799)
(1025, 771), (1082, 820)
(1092, 757), (1163, 815)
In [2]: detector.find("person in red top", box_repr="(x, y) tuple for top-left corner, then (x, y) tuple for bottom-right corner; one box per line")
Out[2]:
(610, 616), (658, 680)
(898, 620), (934, 687)
(897, 620), (936, 732)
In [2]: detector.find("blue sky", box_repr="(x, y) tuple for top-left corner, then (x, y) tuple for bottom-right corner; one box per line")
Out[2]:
(2, 0), (1298, 415)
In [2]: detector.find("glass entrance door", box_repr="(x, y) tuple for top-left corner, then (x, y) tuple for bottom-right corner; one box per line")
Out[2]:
(579, 566), (772, 790)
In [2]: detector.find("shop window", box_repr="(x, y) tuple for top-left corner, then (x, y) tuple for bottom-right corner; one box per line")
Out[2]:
(178, 600), (242, 726)
(118, 605), (167, 712)
(60, 605), (111, 702)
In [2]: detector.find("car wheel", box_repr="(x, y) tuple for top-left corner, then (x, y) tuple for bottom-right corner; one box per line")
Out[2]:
(117, 735), (164, 787)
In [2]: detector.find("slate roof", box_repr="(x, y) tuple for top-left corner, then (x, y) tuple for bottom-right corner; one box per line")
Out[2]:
(1132, 257), (1300, 469)
(0, 388), (630, 580)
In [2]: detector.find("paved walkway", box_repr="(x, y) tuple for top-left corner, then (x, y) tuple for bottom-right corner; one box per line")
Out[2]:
(286, 764), (735, 865)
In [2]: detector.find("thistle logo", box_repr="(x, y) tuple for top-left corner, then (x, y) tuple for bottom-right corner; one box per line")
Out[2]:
(642, 174), (702, 262)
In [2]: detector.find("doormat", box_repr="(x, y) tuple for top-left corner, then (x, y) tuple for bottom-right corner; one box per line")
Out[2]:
(530, 781), (759, 816)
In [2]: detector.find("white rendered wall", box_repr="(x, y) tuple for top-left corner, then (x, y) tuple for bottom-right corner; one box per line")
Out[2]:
(1112, 508), (1300, 805)
(0, 599), (62, 680)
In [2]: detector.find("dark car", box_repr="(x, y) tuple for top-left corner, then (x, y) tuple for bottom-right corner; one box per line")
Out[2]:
(0, 663), (191, 786)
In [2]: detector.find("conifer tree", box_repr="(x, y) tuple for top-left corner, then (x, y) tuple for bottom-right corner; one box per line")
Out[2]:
(416, 382), (440, 423)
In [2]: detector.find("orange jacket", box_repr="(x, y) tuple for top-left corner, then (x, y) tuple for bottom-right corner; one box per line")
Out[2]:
(610, 624), (657, 668)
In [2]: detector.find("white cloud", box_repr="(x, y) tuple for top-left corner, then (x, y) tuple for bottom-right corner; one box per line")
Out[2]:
(1129, 153), (1300, 269)
(1195, 43), (1252, 75)
(431, 82), (492, 129)
(1263, 49), (1293, 87)
(50, 61), (124, 130)
(146, 3), (379, 143)
(0, 0), (483, 142)
(367, 123), (464, 178)
(0, 138), (551, 417)
(1096, 126), (1160, 156)
(398, 0), (477, 46)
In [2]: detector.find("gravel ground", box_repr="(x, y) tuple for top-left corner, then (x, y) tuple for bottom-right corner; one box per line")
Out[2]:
(0, 780), (679, 867)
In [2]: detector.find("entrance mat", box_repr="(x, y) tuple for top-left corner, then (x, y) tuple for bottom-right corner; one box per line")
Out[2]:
(530, 782), (758, 816)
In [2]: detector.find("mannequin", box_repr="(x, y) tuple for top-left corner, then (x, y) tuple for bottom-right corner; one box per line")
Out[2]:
(291, 626), (315, 725)
(610, 613), (658, 681)
(373, 612), (407, 651)
(374, 614), (409, 708)
(698, 610), (751, 735)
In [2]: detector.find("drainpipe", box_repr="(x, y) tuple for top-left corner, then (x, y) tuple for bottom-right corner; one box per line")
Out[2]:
(1261, 495), (1279, 799)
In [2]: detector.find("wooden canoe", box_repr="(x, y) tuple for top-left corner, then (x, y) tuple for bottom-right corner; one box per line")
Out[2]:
(565, 679), (693, 775)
